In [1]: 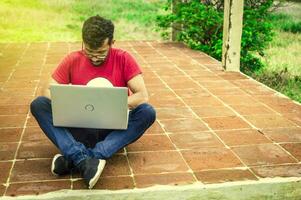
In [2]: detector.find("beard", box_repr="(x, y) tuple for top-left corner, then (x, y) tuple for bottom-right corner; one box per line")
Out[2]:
(91, 59), (105, 66)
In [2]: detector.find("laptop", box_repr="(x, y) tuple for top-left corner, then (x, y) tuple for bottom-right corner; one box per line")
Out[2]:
(49, 84), (129, 129)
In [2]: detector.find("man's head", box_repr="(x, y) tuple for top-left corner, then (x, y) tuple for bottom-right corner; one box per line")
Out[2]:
(82, 15), (115, 66)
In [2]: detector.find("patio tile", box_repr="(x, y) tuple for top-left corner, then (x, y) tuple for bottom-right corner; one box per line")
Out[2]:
(0, 185), (5, 196)
(169, 132), (224, 149)
(10, 159), (70, 182)
(244, 115), (297, 129)
(174, 88), (209, 98)
(256, 96), (293, 108)
(218, 95), (260, 106)
(0, 143), (18, 161)
(0, 88), (35, 96)
(0, 115), (26, 128)
(160, 118), (209, 133)
(168, 82), (200, 90)
(280, 143), (301, 161)
(215, 129), (271, 146)
(127, 135), (175, 152)
(135, 172), (195, 188)
(162, 76), (193, 84)
(149, 98), (185, 108)
(181, 148), (243, 171)
(261, 127), (301, 143)
(144, 77), (164, 85)
(17, 140), (59, 159)
(26, 116), (39, 127)
(0, 162), (12, 183)
(202, 116), (251, 130)
(73, 176), (134, 190)
(0, 128), (22, 143)
(195, 169), (258, 184)
(217, 72), (249, 80)
(193, 75), (224, 82)
(243, 86), (276, 96)
(191, 106), (236, 118)
(182, 96), (224, 107)
(267, 102), (301, 115)
(148, 89), (177, 99)
(147, 85), (169, 92)
(282, 113), (301, 126)
(4, 80), (37, 88)
(156, 107), (195, 120)
(229, 104), (275, 116)
(128, 151), (188, 174)
(231, 144), (297, 166)
(0, 96), (33, 105)
(155, 69), (184, 76)
(6, 180), (71, 197)
(251, 164), (301, 178)
(0, 105), (29, 115)
(22, 127), (48, 141)
(144, 121), (164, 135)
(184, 69), (215, 77)
(193, 57), (218, 64)
(199, 81), (236, 89)
(206, 87), (247, 96)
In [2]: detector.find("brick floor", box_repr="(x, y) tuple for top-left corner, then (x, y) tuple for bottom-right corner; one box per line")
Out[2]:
(0, 41), (301, 197)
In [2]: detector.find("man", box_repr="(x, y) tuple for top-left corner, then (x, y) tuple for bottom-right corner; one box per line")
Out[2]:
(30, 15), (156, 189)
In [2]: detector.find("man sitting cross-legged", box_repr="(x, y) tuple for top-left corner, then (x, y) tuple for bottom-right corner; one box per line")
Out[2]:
(30, 15), (156, 189)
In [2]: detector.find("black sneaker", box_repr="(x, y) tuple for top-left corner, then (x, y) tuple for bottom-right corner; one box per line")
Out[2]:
(76, 158), (106, 189)
(51, 154), (74, 176)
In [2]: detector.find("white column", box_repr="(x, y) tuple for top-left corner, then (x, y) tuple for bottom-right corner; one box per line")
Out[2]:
(222, 0), (244, 72)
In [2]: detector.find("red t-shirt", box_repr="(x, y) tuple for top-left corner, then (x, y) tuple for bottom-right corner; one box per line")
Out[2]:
(52, 47), (142, 90)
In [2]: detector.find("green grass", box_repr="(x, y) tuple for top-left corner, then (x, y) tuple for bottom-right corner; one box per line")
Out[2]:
(253, 2), (301, 103)
(0, 0), (166, 42)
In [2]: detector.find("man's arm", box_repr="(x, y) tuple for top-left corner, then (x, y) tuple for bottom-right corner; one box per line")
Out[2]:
(127, 74), (149, 110)
(43, 78), (59, 99)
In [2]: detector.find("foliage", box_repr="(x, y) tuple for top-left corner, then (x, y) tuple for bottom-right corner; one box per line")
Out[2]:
(0, 0), (165, 42)
(269, 13), (301, 33)
(156, 0), (275, 74)
(255, 68), (301, 102)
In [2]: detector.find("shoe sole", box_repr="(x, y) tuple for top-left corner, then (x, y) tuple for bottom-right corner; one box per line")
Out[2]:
(51, 154), (62, 176)
(88, 160), (106, 189)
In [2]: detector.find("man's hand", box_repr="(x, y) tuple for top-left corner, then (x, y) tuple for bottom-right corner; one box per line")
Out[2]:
(127, 74), (148, 110)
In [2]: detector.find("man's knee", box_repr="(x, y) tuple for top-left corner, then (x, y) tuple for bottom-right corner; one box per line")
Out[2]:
(30, 96), (50, 115)
(138, 103), (156, 125)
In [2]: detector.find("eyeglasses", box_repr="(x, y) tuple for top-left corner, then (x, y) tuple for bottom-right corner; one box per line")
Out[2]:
(81, 42), (109, 60)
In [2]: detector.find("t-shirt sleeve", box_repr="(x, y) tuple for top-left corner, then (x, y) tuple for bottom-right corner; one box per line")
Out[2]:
(51, 54), (72, 84)
(123, 51), (142, 83)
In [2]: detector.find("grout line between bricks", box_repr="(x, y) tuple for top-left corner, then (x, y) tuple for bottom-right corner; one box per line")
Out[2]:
(146, 42), (261, 180)
(133, 44), (202, 184)
(124, 147), (137, 188)
(3, 42), (50, 196)
(3, 43), (32, 195)
(185, 50), (301, 125)
(175, 46), (301, 165)
(132, 44), (201, 182)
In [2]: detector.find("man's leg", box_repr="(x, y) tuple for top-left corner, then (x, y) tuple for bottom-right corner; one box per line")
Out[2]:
(90, 103), (156, 159)
(30, 96), (90, 166)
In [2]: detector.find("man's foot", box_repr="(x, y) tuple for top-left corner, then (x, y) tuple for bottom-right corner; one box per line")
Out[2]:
(51, 154), (74, 176)
(76, 158), (106, 189)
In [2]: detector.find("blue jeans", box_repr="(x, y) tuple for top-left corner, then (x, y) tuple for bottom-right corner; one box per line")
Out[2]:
(30, 96), (156, 166)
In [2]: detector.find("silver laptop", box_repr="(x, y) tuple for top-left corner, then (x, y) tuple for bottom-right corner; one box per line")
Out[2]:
(50, 84), (129, 129)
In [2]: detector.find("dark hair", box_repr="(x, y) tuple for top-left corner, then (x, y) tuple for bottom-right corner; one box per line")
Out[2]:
(82, 15), (114, 49)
